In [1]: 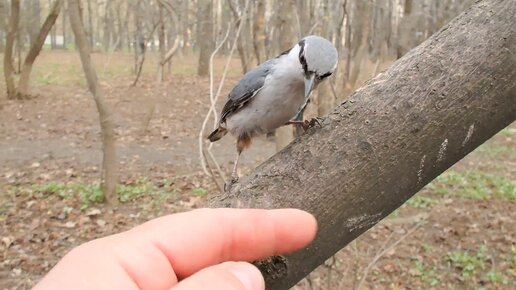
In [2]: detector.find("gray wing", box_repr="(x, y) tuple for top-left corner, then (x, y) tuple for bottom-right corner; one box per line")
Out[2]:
(219, 60), (275, 123)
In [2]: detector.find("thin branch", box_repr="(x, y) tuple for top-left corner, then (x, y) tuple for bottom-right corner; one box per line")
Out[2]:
(355, 223), (420, 290)
(198, 0), (251, 177)
(131, 20), (161, 87)
(198, 24), (231, 175)
(161, 37), (180, 65)
(202, 149), (224, 193)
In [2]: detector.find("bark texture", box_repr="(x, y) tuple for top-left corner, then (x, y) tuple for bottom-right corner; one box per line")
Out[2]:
(68, 0), (118, 204)
(3, 0), (19, 100)
(274, 0), (298, 151)
(208, 0), (516, 289)
(0, 0), (6, 53)
(252, 0), (266, 64)
(196, 0), (214, 76)
(17, 0), (63, 98)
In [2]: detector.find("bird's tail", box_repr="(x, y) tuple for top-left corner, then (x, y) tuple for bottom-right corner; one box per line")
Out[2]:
(207, 126), (228, 142)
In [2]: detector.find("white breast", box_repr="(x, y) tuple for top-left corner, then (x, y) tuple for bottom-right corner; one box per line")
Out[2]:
(226, 46), (305, 137)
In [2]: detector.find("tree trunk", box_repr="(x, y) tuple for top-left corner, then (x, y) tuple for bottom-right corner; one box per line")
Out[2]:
(348, 0), (372, 87)
(252, 0), (266, 64)
(207, 1), (515, 289)
(274, 0), (298, 151)
(157, 0), (166, 82)
(62, 0), (67, 49)
(3, 0), (19, 100)
(17, 0), (63, 98)
(227, 0), (249, 74)
(27, 0), (41, 47)
(86, 0), (94, 47)
(50, 0), (57, 50)
(196, 0), (214, 76)
(0, 0), (6, 53)
(68, 0), (118, 205)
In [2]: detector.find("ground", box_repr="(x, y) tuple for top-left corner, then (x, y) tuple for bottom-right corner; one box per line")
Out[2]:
(0, 51), (514, 290)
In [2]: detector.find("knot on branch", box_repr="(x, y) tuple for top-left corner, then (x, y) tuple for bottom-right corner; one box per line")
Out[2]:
(253, 255), (288, 284)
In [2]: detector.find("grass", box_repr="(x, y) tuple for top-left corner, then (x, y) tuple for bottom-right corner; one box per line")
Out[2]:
(474, 143), (515, 158)
(444, 245), (512, 286)
(413, 259), (440, 287)
(192, 187), (208, 197)
(406, 168), (514, 210)
(426, 170), (515, 200)
(7, 180), (177, 210)
(0, 49), (243, 89)
(406, 195), (438, 208)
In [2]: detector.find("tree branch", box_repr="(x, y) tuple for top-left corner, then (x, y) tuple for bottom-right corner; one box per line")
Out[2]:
(207, 1), (516, 289)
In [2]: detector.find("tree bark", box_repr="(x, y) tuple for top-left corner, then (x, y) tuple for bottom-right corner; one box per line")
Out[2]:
(156, 0), (166, 82)
(17, 0), (63, 98)
(68, 0), (118, 205)
(3, 0), (19, 100)
(207, 1), (516, 289)
(86, 0), (94, 47)
(0, 0), (6, 53)
(252, 0), (266, 64)
(275, 0), (298, 151)
(27, 0), (41, 47)
(62, 0), (67, 49)
(227, 0), (249, 74)
(196, 0), (214, 76)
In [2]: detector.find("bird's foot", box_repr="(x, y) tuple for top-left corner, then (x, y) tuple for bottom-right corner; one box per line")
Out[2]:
(286, 120), (310, 131)
(224, 175), (239, 192)
(308, 117), (323, 128)
(287, 117), (323, 131)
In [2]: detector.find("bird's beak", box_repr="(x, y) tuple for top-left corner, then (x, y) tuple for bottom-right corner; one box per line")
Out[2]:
(304, 74), (316, 99)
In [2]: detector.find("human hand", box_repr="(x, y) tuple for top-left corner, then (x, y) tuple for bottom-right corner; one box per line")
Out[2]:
(33, 208), (317, 290)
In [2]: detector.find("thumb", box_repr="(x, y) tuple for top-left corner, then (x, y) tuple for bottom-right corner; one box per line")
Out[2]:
(171, 261), (265, 290)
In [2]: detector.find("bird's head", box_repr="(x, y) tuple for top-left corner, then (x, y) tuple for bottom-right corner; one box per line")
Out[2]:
(297, 35), (338, 99)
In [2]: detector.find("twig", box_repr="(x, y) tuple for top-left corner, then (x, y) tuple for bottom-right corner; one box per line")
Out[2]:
(161, 37), (181, 65)
(131, 20), (161, 87)
(326, 255), (337, 289)
(202, 149), (224, 193)
(355, 223), (420, 290)
(198, 24), (231, 175)
(356, 163), (481, 289)
(198, 0), (251, 177)
(329, 76), (339, 107)
(207, 148), (226, 181)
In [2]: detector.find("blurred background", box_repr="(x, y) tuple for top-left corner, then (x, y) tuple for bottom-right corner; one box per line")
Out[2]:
(0, 0), (514, 289)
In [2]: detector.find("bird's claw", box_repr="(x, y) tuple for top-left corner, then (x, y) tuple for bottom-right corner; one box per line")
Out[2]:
(287, 117), (323, 132)
(224, 175), (239, 192)
(308, 117), (323, 128)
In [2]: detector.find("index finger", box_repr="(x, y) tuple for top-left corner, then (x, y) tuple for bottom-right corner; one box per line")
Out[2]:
(126, 208), (317, 278)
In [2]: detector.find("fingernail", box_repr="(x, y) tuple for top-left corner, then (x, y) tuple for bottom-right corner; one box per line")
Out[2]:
(229, 262), (265, 290)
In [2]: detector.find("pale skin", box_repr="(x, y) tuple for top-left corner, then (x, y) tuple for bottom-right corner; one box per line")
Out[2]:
(33, 208), (317, 290)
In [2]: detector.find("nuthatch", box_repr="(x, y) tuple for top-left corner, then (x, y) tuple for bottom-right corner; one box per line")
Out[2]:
(208, 35), (338, 186)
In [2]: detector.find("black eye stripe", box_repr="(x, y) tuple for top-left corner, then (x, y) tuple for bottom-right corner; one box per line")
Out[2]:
(298, 40), (309, 77)
(319, 72), (332, 80)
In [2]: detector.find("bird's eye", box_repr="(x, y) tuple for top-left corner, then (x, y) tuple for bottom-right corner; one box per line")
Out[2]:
(318, 72), (332, 80)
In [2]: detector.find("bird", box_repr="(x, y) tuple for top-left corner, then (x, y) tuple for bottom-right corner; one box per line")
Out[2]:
(208, 35), (338, 188)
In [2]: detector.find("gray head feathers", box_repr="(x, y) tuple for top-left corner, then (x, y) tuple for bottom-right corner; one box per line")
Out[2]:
(299, 35), (338, 79)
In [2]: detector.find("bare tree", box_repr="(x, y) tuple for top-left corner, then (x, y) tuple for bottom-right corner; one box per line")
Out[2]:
(208, 0), (515, 288)
(0, 0), (6, 53)
(227, 0), (250, 73)
(3, 0), (20, 100)
(156, 0), (166, 82)
(274, 0), (298, 151)
(252, 0), (266, 64)
(68, 0), (118, 205)
(26, 0), (41, 47)
(86, 0), (94, 47)
(197, 0), (214, 76)
(17, 0), (63, 98)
